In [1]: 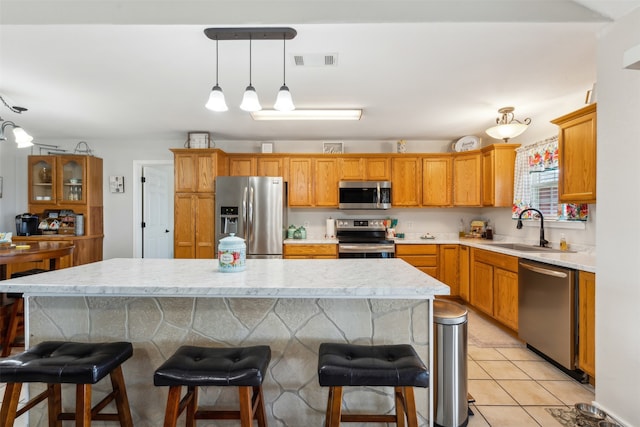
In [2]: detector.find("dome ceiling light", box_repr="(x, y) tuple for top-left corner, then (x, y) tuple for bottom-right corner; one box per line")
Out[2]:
(486, 106), (531, 142)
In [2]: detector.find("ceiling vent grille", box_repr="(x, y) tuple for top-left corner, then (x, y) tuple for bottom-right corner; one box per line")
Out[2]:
(293, 53), (338, 67)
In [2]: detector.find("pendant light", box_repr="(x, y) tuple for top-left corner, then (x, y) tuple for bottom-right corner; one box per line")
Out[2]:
(205, 38), (228, 112)
(274, 35), (295, 112)
(240, 37), (262, 112)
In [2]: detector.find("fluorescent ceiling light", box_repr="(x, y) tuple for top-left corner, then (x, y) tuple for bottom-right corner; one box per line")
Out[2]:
(251, 109), (362, 121)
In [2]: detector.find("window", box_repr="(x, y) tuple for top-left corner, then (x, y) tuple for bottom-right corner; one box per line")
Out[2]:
(530, 169), (559, 219)
(512, 137), (588, 221)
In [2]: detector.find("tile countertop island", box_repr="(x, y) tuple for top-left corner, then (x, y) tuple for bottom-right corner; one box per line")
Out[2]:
(4, 258), (449, 427)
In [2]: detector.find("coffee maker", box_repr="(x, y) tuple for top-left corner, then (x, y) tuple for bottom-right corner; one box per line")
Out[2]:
(15, 213), (39, 236)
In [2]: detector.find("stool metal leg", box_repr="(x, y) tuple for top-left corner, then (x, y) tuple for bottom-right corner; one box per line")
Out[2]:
(0, 383), (22, 427)
(109, 366), (134, 427)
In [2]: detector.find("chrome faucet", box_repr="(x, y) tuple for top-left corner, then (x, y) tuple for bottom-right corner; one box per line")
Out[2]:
(517, 208), (549, 248)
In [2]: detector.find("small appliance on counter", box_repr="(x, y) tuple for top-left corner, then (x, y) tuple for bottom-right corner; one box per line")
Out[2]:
(15, 213), (39, 236)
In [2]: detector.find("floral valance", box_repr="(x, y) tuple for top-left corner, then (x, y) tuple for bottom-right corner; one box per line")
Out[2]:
(528, 138), (558, 172)
(512, 136), (588, 221)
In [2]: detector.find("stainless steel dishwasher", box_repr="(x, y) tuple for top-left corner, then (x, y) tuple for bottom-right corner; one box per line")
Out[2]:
(518, 260), (576, 371)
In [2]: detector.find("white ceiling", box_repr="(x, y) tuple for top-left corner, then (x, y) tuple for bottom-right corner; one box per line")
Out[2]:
(1, 1), (639, 146)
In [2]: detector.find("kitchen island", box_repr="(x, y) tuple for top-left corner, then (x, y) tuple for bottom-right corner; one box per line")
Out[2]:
(3, 258), (449, 427)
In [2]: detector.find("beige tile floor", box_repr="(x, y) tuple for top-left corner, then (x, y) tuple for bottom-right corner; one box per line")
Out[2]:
(464, 304), (596, 427)
(1, 304), (595, 427)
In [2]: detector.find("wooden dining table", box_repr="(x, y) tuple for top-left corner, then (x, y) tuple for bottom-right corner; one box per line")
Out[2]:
(1, 241), (75, 356)
(0, 241), (75, 281)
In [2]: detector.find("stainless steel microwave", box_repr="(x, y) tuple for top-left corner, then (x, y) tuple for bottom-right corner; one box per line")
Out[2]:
(338, 181), (392, 210)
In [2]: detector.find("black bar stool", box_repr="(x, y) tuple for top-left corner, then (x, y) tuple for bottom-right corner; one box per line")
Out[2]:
(317, 342), (429, 427)
(1, 268), (48, 357)
(0, 341), (134, 427)
(154, 345), (271, 427)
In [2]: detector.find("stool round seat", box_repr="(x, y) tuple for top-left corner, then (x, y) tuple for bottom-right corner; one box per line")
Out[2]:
(318, 342), (429, 387)
(0, 341), (133, 384)
(154, 345), (270, 388)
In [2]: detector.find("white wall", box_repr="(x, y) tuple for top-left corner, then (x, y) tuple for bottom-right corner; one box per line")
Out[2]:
(594, 9), (640, 426)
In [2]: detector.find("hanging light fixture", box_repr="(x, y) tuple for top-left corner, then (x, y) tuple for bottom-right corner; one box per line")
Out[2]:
(485, 106), (532, 142)
(204, 27), (297, 112)
(274, 35), (295, 112)
(0, 119), (34, 147)
(205, 37), (228, 112)
(0, 95), (33, 148)
(239, 37), (262, 112)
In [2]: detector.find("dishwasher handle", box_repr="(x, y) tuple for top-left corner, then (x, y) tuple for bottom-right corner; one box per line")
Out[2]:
(519, 261), (568, 278)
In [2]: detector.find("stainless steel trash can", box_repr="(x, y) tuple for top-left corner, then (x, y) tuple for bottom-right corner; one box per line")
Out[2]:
(433, 299), (468, 427)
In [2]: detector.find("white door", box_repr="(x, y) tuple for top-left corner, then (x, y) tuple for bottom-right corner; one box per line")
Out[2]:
(142, 165), (173, 258)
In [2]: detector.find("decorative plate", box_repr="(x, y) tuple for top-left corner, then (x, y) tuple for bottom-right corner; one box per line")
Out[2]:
(453, 135), (480, 152)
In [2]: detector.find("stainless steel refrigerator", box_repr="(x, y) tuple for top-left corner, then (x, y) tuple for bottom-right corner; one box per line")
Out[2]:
(215, 176), (287, 259)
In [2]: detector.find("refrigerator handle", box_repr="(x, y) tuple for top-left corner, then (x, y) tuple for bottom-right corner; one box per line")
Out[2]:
(248, 185), (254, 241)
(242, 186), (248, 237)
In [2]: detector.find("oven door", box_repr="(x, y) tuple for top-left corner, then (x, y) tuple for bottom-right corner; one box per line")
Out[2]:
(338, 243), (395, 258)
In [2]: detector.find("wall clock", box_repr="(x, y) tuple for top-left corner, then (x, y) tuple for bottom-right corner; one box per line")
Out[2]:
(188, 132), (211, 149)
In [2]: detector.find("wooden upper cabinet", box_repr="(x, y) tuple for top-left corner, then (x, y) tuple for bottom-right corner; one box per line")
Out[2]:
(422, 155), (452, 206)
(288, 158), (314, 206)
(481, 143), (519, 207)
(171, 149), (226, 193)
(314, 158), (339, 206)
(391, 157), (422, 206)
(339, 157), (391, 181)
(365, 158), (391, 180)
(339, 158), (365, 180)
(552, 103), (597, 204)
(453, 151), (482, 206)
(229, 156), (257, 176)
(257, 157), (285, 178)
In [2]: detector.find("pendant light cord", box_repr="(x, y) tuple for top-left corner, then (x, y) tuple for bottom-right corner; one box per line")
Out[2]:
(215, 37), (220, 86)
(249, 37), (253, 85)
(282, 35), (286, 85)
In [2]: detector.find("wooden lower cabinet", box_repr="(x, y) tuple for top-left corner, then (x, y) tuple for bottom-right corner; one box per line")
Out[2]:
(471, 260), (494, 316)
(458, 245), (470, 302)
(174, 193), (215, 259)
(493, 268), (519, 331)
(438, 245), (459, 296)
(283, 244), (337, 259)
(470, 248), (519, 331)
(396, 244), (438, 278)
(578, 271), (596, 378)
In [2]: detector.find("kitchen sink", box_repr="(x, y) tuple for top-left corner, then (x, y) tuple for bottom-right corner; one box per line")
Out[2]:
(489, 243), (576, 253)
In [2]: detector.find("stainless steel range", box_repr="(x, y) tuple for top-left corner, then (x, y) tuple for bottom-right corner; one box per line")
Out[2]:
(336, 218), (395, 258)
